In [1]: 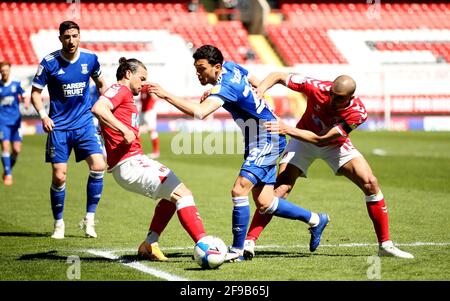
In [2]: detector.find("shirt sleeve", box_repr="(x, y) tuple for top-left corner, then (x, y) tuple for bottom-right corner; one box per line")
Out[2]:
(336, 99), (368, 136)
(102, 85), (123, 109)
(31, 60), (49, 90)
(17, 82), (25, 96)
(91, 53), (102, 79)
(286, 74), (308, 93)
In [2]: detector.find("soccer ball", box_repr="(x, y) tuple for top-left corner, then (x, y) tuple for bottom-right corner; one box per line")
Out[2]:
(193, 235), (227, 269)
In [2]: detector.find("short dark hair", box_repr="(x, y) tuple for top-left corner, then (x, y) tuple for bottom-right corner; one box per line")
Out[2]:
(116, 57), (146, 80)
(59, 20), (80, 36)
(193, 45), (224, 66)
(0, 61), (11, 68)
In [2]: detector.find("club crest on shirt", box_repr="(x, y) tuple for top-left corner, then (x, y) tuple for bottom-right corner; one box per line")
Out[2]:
(81, 64), (88, 74)
(11, 86), (16, 93)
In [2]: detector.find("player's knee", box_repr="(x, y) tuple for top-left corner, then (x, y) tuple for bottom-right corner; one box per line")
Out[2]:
(52, 171), (66, 186)
(231, 185), (247, 197)
(362, 175), (379, 195)
(172, 183), (192, 200)
(90, 158), (105, 171)
(274, 185), (292, 198)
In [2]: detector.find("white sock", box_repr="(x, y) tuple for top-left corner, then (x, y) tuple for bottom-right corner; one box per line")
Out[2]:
(308, 212), (320, 227)
(85, 212), (95, 221)
(55, 219), (64, 227)
(145, 231), (159, 245)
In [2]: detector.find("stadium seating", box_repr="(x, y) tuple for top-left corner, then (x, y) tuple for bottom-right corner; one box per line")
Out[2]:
(0, 1), (260, 65)
(268, 2), (450, 65)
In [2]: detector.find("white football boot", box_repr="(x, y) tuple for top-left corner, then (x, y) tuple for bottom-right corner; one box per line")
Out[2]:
(51, 220), (65, 239)
(79, 217), (97, 238)
(378, 241), (414, 259)
(243, 239), (255, 260)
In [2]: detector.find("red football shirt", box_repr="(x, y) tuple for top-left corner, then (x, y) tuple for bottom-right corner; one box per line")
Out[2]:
(287, 74), (368, 146)
(100, 83), (143, 168)
(140, 84), (157, 112)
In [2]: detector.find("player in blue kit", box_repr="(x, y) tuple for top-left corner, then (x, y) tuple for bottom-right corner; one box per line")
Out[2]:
(30, 21), (107, 239)
(149, 45), (329, 261)
(0, 61), (28, 186)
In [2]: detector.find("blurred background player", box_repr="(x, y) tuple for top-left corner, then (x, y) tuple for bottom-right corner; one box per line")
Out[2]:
(92, 57), (207, 260)
(149, 45), (329, 262)
(30, 21), (107, 239)
(0, 61), (28, 186)
(139, 85), (160, 159)
(243, 72), (414, 259)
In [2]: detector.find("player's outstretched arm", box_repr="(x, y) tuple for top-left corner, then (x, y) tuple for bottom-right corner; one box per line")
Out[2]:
(148, 83), (222, 120)
(92, 97), (135, 144)
(30, 86), (54, 132)
(264, 120), (342, 144)
(256, 72), (289, 99)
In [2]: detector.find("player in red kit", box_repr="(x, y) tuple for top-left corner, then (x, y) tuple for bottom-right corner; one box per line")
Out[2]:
(92, 57), (208, 261)
(139, 86), (160, 159)
(243, 73), (414, 259)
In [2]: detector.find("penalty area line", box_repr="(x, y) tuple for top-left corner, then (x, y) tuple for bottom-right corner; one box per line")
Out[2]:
(86, 249), (190, 281)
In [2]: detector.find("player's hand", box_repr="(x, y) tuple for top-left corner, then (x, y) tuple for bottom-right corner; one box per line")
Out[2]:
(200, 90), (211, 103)
(264, 119), (288, 135)
(42, 117), (55, 133)
(147, 83), (167, 99)
(123, 129), (136, 144)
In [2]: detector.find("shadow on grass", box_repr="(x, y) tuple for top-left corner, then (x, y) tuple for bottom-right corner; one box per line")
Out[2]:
(0, 231), (80, 238)
(18, 251), (112, 262)
(255, 250), (369, 258)
(0, 232), (50, 237)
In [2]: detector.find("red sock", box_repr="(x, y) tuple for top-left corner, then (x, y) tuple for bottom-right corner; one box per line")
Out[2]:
(246, 209), (273, 241)
(152, 137), (160, 153)
(366, 198), (390, 243)
(149, 199), (176, 235)
(176, 196), (206, 243)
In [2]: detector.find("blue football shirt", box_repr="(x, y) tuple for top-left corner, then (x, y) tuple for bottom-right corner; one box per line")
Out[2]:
(32, 48), (102, 130)
(0, 79), (25, 126)
(208, 61), (278, 148)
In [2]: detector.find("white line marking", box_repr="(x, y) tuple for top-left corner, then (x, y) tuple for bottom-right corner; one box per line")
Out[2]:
(89, 241), (450, 253)
(87, 250), (189, 281)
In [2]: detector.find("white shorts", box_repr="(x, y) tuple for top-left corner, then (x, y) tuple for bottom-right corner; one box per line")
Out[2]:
(279, 138), (362, 177)
(141, 110), (157, 131)
(111, 154), (182, 200)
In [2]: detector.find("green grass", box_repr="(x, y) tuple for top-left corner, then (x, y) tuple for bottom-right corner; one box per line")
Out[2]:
(1, 131), (449, 281)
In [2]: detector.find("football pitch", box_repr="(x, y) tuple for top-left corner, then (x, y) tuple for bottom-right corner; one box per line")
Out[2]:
(1, 131), (449, 281)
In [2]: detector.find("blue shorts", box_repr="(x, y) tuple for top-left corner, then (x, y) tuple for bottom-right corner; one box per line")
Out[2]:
(240, 135), (286, 186)
(0, 124), (22, 142)
(45, 124), (104, 163)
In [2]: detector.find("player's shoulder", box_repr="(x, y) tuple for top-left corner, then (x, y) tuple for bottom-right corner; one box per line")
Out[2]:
(351, 96), (366, 109)
(41, 50), (61, 66)
(79, 48), (96, 56)
(104, 83), (128, 98)
(79, 48), (99, 61)
(304, 78), (332, 92)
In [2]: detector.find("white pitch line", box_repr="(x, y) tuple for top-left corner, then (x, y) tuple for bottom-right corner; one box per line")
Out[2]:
(91, 241), (450, 253)
(87, 249), (189, 281)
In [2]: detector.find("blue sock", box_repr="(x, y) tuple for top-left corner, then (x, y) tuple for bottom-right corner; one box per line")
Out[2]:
(1, 153), (11, 176)
(50, 184), (66, 220)
(231, 197), (250, 250)
(271, 197), (312, 223)
(86, 171), (104, 213)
